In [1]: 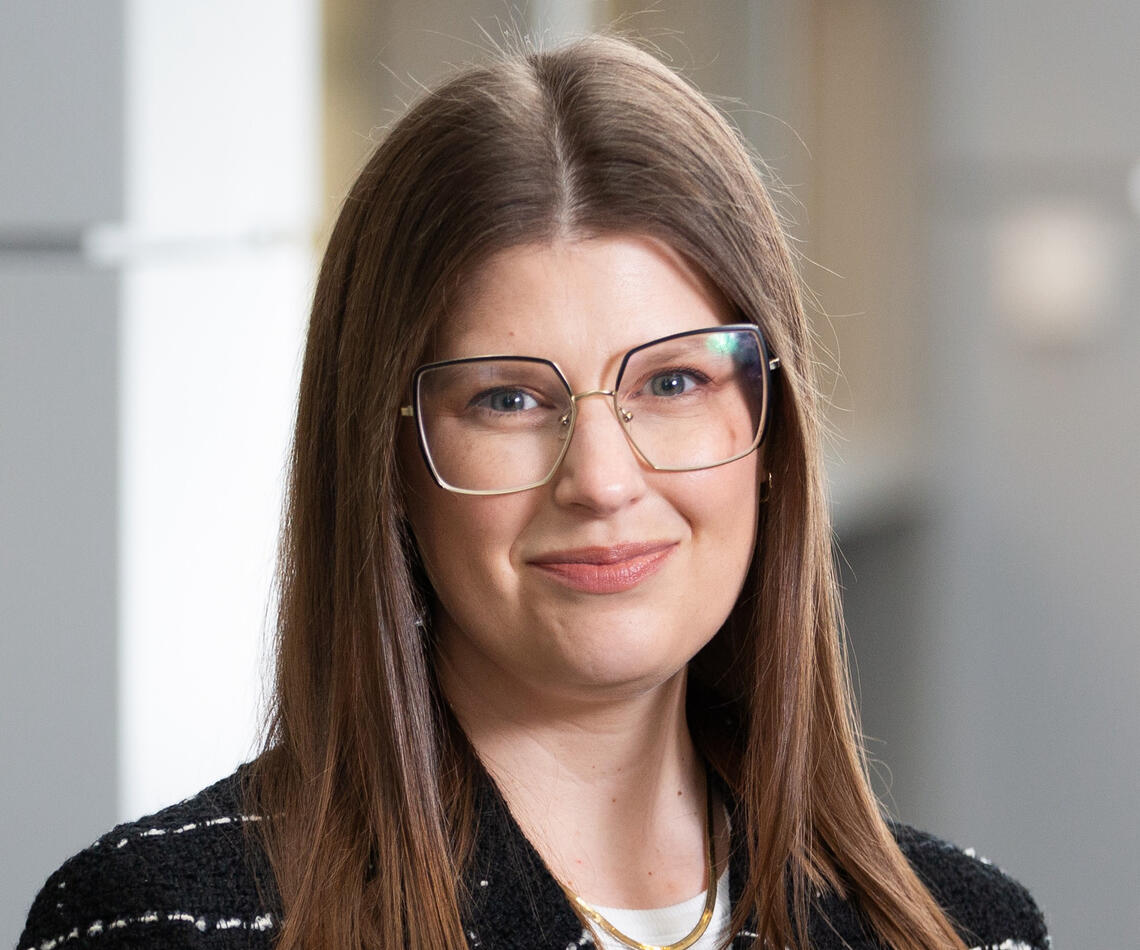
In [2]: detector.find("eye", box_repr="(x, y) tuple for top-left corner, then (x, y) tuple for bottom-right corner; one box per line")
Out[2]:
(647, 370), (703, 397)
(470, 388), (541, 413)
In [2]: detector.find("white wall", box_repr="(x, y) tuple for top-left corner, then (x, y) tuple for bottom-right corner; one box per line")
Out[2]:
(113, 0), (317, 813)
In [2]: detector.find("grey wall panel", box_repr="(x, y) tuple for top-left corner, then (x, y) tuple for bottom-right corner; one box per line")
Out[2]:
(0, 259), (119, 947)
(0, 1), (125, 233)
(923, 195), (1140, 950)
(930, 0), (1140, 166)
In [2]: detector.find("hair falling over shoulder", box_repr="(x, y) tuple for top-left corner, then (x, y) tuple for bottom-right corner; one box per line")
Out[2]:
(246, 33), (968, 950)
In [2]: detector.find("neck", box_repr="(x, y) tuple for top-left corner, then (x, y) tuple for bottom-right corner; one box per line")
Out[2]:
(438, 646), (711, 909)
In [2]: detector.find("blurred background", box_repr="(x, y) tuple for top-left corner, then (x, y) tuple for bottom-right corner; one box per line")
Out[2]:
(2, 1), (1137, 947)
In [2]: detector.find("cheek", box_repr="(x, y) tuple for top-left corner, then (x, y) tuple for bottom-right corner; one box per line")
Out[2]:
(684, 454), (759, 546)
(674, 456), (760, 616)
(719, 480), (759, 581)
(403, 468), (530, 615)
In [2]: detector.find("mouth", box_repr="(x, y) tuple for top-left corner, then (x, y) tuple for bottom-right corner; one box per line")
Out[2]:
(528, 542), (678, 594)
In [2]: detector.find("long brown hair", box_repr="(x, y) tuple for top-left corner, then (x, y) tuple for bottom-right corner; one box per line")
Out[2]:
(248, 34), (966, 950)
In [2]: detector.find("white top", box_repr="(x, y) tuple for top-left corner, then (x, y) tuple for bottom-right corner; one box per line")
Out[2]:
(587, 864), (732, 950)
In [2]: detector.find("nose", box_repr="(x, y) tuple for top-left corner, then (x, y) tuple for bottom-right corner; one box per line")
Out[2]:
(550, 392), (648, 513)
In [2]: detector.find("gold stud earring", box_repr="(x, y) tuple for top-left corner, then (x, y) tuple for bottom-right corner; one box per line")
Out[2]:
(759, 471), (773, 503)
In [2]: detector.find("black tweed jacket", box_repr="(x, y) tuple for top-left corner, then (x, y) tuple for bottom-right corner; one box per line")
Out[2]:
(20, 768), (1049, 950)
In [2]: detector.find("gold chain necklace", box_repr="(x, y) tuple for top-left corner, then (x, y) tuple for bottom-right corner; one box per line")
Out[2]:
(563, 769), (717, 950)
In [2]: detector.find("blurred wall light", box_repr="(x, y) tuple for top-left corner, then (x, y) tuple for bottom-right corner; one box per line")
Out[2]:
(989, 203), (1121, 348)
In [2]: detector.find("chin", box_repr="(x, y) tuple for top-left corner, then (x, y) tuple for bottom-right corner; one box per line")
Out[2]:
(541, 638), (696, 700)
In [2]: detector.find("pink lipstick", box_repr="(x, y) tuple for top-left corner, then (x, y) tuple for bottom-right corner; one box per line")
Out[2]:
(528, 542), (677, 594)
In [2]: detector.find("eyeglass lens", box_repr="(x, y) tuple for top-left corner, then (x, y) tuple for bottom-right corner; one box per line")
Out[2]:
(415, 327), (768, 494)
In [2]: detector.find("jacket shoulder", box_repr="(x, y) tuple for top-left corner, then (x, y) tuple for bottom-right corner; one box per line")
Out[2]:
(18, 768), (279, 950)
(892, 823), (1050, 949)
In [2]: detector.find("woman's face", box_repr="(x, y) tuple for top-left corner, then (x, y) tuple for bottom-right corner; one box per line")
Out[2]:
(403, 234), (760, 704)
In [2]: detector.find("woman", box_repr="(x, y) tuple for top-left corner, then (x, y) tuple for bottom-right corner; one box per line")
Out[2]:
(20, 35), (1048, 950)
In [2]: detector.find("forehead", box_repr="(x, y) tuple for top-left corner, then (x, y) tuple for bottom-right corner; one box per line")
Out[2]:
(432, 234), (735, 376)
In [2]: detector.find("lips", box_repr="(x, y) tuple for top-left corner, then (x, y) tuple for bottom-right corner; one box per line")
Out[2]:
(528, 542), (677, 594)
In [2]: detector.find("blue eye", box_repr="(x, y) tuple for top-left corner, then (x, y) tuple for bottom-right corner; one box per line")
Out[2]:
(472, 388), (540, 413)
(649, 371), (698, 397)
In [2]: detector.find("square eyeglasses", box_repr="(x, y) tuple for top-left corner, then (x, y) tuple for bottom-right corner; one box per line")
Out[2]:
(399, 324), (780, 495)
